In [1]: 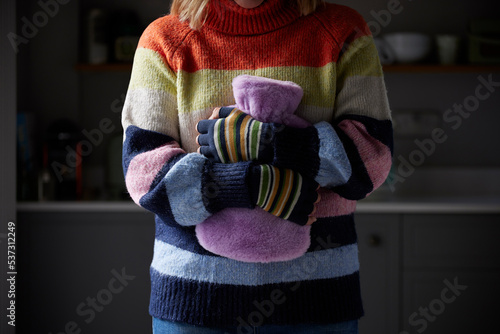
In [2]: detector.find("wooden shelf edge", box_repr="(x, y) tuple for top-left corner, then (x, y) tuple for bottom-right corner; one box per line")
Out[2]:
(16, 201), (147, 212)
(383, 64), (500, 73)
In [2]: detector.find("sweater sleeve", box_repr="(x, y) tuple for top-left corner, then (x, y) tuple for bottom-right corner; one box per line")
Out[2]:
(121, 21), (253, 226)
(329, 19), (394, 200)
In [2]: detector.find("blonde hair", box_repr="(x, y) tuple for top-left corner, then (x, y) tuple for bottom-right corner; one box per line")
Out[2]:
(171, 0), (324, 30)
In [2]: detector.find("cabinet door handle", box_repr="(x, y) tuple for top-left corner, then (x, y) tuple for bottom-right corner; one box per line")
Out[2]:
(368, 234), (382, 247)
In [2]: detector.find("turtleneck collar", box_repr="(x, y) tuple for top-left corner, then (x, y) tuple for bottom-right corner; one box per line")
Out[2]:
(203, 0), (301, 35)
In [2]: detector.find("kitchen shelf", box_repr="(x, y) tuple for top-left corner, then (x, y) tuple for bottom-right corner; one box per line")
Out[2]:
(17, 200), (146, 212)
(16, 197), (500, 214)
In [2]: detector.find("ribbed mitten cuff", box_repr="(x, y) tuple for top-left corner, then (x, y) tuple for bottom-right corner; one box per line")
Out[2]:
(202, 161), (254, 213)
(272, 125), (320, 179)
(248, 164), (318, 226)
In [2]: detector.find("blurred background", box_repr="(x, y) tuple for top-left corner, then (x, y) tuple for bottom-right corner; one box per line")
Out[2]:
(1, 0), (500, 333)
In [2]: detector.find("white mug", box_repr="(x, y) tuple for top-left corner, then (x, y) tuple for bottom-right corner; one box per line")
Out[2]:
(436, 34), (460, 65)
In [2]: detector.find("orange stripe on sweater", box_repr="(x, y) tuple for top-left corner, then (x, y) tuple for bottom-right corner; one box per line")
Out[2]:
(137, 7), (371, 73)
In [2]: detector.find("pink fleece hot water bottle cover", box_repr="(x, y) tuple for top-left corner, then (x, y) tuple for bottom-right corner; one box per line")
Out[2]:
(195, 75), (312, 263)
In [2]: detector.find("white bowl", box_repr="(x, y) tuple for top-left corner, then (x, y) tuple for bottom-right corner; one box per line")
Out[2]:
(383, 32), (432, 63)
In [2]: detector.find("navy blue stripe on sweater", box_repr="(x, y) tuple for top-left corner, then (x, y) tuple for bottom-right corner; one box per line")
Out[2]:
(123, 126), (184, 223)
(140, 155), (188, 224)
(308, 214), (357, 251)
(149, 269), (363, 327)
(330, 127), (372, 200)
(332, 115), (393, 200)
(337, 114), (394, 155)
(122, 125), (178, 174)
(149, 154), (185, 193)
(154, 216), (214, 255)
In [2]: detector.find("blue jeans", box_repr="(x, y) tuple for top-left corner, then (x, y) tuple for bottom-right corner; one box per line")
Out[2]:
(152, 317), (358, 334)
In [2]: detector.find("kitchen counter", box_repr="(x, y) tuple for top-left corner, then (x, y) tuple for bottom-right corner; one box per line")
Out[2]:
(357, 195), (500, 214)
(18, 167), (500, 214)
(17, 196), (500, 215)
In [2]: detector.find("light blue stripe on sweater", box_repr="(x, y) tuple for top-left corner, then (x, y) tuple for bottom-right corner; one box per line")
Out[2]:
(151, 239), (359, 286)
(165, 153), (211, 226)
(314, 121), (352, 188)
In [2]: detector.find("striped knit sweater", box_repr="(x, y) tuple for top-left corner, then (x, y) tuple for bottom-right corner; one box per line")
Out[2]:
(122, 0), (393, 327)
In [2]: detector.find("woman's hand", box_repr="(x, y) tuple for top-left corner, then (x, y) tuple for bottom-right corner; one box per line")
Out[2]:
(196, 107), (321, 181)
(197, 107), (321, 225)
(249, 164), (321, 226)
(196, 107), (274, 164)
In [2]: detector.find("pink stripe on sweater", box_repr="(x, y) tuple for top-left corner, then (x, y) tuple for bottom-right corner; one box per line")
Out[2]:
(338, 119), (392, 190)
(314, 188), (357, 217)
(126, 142), (185, 205)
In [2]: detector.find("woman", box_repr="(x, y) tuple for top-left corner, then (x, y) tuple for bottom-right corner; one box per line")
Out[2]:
(121, 0), (393, 333)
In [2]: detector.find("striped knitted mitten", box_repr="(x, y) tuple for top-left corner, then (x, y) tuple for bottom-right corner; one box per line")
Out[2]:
(249, 164), (318, 226)
(197, 107), (320, 178)
(197, 107), (274, 163)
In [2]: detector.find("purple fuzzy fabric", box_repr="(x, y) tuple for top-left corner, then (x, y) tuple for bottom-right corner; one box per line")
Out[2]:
(195, 75), (311, 263)
(196, 207), (311, 263)
(232, 75), (310, 128)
